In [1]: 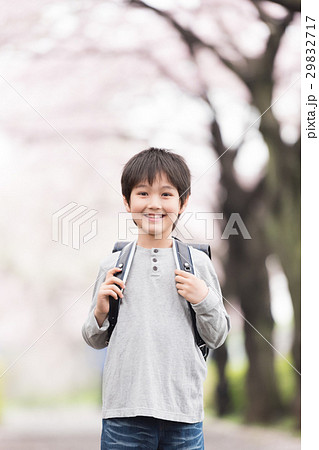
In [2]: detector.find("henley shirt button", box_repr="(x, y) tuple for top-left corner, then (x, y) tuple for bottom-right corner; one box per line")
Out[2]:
(153, 249), (159, 253)
(152, 258), (157, 262)
(153, 266), (158, 271)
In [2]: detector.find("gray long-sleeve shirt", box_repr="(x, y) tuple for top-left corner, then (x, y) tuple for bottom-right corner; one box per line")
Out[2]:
(82, 244), (230, 423)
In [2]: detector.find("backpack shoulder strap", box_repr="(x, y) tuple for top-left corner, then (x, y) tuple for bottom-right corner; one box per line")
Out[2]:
(107, 240), (137, 342)
(108, 238), (210, 360)
(172, 237), (210, 360)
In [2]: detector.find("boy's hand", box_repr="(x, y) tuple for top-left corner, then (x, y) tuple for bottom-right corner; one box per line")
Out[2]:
(175, 269), (209, 305)
(94, 267), (125, 327)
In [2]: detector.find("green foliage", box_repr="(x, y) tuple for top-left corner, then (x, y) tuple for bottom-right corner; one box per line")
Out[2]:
(5, 387), (101, 409)
(203, 359), (218, 414)
(204, 354), (297, 431)
(204, 359), (248, 418)
(274, 354), (296, 407)
(226, 362), (248, 416)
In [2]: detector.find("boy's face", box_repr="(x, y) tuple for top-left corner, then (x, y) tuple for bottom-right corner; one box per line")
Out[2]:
(123, 173), (189, 240)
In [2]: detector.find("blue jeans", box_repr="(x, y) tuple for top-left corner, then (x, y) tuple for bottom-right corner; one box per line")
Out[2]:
(101, 416), (204, 449)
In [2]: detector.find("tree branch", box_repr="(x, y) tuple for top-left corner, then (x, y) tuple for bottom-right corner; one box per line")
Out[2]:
(126, 0), (248, 80)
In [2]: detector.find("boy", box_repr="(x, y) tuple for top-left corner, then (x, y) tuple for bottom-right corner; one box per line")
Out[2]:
(82, 148), (230, 449)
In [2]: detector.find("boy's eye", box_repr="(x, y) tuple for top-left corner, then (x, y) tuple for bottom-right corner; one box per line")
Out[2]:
(136, 191), (173, 197)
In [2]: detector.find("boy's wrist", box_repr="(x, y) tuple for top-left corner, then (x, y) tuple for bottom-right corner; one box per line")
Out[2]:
(94, 308), (108, 327)
(189, 286), (209, 305)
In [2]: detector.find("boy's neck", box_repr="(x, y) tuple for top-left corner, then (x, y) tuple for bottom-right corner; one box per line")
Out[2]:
(136, 233), (173, 249)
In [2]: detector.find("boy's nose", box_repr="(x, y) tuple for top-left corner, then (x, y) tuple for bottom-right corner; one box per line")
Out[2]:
(147, 195), (162, 209)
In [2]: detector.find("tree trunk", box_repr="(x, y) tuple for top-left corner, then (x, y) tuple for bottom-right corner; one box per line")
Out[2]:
(259, 111), (301, 426)
(209, 114), (284, 421)
(224, 196), (284, 422)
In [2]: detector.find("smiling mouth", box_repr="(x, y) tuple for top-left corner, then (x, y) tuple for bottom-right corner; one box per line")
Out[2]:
(144, 214), (166, 219)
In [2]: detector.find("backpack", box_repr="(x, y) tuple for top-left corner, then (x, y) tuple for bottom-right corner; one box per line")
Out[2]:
(108, 236), (211, 360)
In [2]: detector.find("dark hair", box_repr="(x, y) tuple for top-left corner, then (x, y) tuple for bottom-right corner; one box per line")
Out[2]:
(121, 147), (191, 205)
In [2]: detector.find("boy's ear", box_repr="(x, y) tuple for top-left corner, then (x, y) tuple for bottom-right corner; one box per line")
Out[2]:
(123, 196), (131, 212)
(179, 195), (190, 215)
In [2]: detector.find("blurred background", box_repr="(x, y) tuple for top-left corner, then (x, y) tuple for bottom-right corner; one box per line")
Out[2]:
(0, 0), (300, 448)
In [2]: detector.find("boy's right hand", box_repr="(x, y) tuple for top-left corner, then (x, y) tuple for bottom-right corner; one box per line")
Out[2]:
(94, 267), (125, 327)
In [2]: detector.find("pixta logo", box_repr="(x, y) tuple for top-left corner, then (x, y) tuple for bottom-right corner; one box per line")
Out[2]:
(52, 202), (98, 249)
(117, 212), (251, 240)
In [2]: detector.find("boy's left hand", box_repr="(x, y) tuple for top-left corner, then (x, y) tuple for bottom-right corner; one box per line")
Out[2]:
(175, 270), (209, 305)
